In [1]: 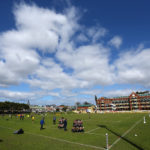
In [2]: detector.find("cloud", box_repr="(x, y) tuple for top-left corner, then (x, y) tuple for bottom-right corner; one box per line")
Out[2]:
(0, 2), (150, 105)
(109, 36), (122, 49)
(76, 33), (88, 42)
(114, 48), (150, 86)
(0, 90), (34, 101)
(57, 44), (114, 86)
(0, 47), (39, 86)
(103, 89), (135, 97)
(0, 3), (78, 88)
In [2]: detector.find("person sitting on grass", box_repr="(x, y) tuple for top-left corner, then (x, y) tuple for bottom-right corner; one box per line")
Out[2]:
(72, 119), (84, 132)
(58, 117), (65, 128)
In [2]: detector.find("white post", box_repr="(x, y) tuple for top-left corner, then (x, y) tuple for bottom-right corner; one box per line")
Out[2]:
(76, 103), (77, 111)
(106, 133), (108, 150)
(149, 114), (150, 118)
(144, 116), (146, 124)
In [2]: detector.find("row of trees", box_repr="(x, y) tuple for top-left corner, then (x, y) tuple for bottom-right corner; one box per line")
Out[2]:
(136, 91), (149, 94)
(75, 101), (94, 106)
(0, 101), (29, 113)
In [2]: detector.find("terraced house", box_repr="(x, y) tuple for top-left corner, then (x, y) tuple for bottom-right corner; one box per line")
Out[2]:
(95, 91), (150, 111)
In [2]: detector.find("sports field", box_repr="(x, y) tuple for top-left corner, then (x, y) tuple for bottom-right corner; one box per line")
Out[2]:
(0, 113), (150, 150)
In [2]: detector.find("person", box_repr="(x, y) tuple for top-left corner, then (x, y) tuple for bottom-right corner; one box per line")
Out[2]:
(9, 114), (12, 119)
(20, 114), (22, 120)
(22, 114), (24, 120)
(53, 116), (56, 125)
(58, 117), (64, 128)
(40, 117), (45, 130)
(32, 116), (35, 123)
(64, 118), (67, 131)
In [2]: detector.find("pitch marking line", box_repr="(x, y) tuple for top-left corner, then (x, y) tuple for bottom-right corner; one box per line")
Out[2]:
(109, 118), (142, 149)
(86, 132), (105, 137)
(0, 126), (105, 150)
(85, 127), (100, 133)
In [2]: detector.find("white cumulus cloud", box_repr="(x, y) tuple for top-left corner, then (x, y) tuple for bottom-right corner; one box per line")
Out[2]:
(109, 36), (122, 49)
(0, 2), (150, 105)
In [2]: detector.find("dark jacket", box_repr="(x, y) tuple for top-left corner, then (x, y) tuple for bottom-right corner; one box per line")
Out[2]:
(40, 119), (44, 125)
(64, 119), (67, 127)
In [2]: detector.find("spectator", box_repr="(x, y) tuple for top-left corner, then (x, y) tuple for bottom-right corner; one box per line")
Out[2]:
(53, 116), (56, 125)
(20, 114), (22, 120)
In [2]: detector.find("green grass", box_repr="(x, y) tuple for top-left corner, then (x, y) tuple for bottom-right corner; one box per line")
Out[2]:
(0, 113), (150, 150)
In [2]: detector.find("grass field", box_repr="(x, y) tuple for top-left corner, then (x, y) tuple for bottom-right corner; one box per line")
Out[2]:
(0, 112), (150, 150)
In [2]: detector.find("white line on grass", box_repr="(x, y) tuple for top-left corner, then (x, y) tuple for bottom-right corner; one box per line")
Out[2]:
(85, 127), (100, 133)
(85, 132), (105, 137)
(0, 126), (105, 150)
(109, 118), (142, 150)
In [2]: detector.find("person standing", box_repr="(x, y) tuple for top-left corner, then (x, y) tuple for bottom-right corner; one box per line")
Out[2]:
(53, 116), (56, 125)
(40, 117), (45, 130)
(20, 114), (22, 120)
(32, 116), (35, 123)
(64, 119), (67, 131)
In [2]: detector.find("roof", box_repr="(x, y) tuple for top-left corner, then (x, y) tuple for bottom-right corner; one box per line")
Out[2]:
(78, 104), (93, 107)
(137, 93), (150, 96)
(98, 91), (150, 100)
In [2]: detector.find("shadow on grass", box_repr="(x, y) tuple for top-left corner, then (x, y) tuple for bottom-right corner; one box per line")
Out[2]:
(40, 128), (46, 130)
(98, 125), (144, 150)
(0, 139), (3, 142)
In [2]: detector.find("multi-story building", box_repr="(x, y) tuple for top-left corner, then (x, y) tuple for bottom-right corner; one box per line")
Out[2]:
(95, 91), (150, 111)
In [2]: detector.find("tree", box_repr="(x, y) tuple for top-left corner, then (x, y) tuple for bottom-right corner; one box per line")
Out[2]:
(75, 102), (81, 106)
(0, 101), (29, 113)
(95, 95), (97, 101)
(83, 101), (90, 105)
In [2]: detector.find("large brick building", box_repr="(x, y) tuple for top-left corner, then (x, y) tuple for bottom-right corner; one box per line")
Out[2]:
(95, 91), (150, 111)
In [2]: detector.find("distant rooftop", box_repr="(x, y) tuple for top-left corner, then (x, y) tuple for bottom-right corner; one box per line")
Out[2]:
(78, 104), (93, 107)
(99, 91), (150, 99)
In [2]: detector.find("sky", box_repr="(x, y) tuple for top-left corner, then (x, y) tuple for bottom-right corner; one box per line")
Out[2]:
(0, 0), (150, 105)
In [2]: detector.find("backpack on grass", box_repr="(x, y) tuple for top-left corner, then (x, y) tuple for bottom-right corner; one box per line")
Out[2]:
(13, 128), (24, 134)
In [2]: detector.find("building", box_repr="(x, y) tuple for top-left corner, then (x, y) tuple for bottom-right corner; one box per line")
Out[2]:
(95, 91), (150, 111)
(76, 104), (95, 113)
(46, 105), (56, 112)
(30, 105), (46, 113)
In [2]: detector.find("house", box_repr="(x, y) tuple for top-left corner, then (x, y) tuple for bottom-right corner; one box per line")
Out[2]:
(76, 104), (95, 113)
(30, 105), (46, 113)
(46, 105), (56, 112)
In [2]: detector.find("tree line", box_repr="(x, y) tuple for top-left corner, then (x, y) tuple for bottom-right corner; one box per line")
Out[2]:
(0, 101), (29, 113)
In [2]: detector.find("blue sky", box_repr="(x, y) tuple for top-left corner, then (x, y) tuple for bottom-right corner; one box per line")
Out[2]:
(0, 0), (150, 105)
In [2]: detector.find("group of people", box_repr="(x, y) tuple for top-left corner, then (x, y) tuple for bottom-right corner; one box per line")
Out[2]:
(72, 119), (84, 132)
(58, 117), (67, 131)
(40, 116), (68, 131)
(2, 113), (84, 132)
(40, 116), (84, 132)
